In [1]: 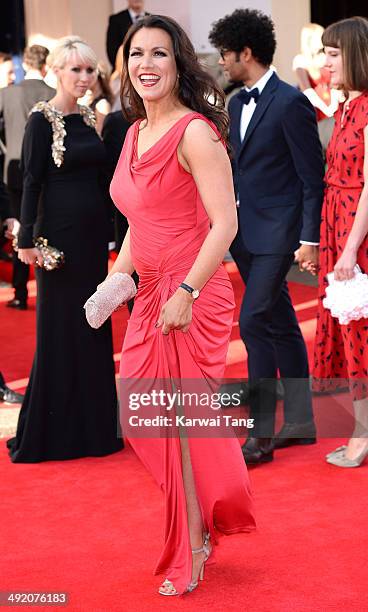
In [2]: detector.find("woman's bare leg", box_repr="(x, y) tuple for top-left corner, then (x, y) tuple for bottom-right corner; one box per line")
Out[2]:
(345, 397), (368, 459)
(159, 436), (207, 594)
(180, 436), (204, 549)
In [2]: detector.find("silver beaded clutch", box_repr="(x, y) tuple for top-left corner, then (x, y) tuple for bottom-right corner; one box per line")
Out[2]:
(34, 237), (65, 271)
(84, 272), (137, 329)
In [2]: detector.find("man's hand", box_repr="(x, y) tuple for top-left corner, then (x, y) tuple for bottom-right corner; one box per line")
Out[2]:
(3, 217), (19, 240)
(295, 244), (319, 275)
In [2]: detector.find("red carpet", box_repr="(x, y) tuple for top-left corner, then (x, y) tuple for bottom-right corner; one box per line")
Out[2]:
(1, 261), (367, 611)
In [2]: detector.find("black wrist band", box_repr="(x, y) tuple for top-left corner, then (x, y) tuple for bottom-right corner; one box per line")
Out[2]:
(180, 282), (194, 294)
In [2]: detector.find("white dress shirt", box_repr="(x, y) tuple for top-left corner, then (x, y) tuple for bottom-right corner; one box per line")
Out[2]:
(239, 68), (274, 141)
(128, 9), (145, 22)
(24, 70), (44, 81)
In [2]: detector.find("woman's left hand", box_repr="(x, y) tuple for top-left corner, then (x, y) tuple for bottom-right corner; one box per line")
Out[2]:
(156, 289), (193, 335)
(17, 247), (44, 267)
(334, 247), (357, 281)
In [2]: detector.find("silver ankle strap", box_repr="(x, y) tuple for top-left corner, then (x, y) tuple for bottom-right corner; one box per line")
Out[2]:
(192, 533), (210, 555)
(191, 545), (205, 554)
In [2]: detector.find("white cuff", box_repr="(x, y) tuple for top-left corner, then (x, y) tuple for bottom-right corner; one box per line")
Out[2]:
(300, 241), (319, 246)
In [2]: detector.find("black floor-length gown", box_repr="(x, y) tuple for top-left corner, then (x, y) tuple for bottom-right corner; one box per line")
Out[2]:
(7, 104), (123, 462)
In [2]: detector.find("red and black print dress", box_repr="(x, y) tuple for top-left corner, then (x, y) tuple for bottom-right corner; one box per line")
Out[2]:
(313, 92), (368, 389)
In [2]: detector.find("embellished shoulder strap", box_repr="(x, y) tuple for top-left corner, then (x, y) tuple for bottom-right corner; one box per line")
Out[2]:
(78, 104), (96, 129)
(30, 101), (66, 167)
(29, 101), (96, 167)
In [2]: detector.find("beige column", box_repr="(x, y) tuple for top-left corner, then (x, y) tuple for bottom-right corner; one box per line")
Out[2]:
(24, 0), (113, 66)
(24, 0), (72, 48)
(69, 1), (113, 66)
(271, 0), (310, 83)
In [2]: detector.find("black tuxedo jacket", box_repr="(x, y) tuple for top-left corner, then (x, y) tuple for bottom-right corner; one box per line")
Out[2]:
(0, 177), (10, 221)
(102, 110), (131, 245)
(228, 72), (324, 254)
(106, 9), (149, 67)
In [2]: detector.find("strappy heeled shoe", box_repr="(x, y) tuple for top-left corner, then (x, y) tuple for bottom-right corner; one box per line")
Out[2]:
(158, 533), (211, 596)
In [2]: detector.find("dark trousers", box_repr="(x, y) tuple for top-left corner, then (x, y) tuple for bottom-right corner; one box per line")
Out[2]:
(8, 185), (29, 303)
(230, 230), (313, 437)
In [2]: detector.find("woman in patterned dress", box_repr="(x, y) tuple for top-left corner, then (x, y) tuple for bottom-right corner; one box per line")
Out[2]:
(313, 17), (368, 467)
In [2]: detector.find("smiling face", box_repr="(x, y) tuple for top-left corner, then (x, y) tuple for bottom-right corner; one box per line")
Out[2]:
(128, 27), (178, 103)
(54, 51), (96, 99)
(324, 46), (344, 88)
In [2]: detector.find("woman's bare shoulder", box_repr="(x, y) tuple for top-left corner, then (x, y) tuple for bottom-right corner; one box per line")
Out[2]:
(183, 116), (220, 144)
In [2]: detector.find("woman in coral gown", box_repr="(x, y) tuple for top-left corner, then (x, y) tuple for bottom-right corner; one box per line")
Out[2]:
(313, 17), (368, 467)
(108, 15), (255, 595)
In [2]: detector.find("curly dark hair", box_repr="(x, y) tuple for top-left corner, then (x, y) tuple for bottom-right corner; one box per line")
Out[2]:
(120, 14), (229, 144)
(208, 9), (276, 66)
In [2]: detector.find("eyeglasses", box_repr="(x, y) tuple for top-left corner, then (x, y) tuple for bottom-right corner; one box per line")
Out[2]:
(219, 49), (231, 60)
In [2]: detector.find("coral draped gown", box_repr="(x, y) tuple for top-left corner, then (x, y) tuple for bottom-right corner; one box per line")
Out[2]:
(110, 112), (255, 593)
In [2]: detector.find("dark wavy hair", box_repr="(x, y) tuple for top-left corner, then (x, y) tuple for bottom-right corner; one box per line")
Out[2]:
(209, 9), (276, 66)
(120, 14), (228, 144)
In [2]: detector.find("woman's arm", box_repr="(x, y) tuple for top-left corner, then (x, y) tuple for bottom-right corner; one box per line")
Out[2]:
(17, 113), (51, 265)
(95, 98), (112, 136)
(295, 67), (334, 117)
(293, 55), (335, 117)
(179, 119), (237, 288)
(106, 227), (135, 277)
(294, 67), (312, 92)
(334, 125), (368, 280)
(157, 118), (237, 334)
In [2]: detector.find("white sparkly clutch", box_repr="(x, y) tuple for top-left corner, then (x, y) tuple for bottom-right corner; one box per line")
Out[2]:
(323, 265), (368, 325)
(84, 272), (137, 329)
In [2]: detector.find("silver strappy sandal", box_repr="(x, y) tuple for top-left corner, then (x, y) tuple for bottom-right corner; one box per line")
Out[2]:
(158, 533), (211, 596)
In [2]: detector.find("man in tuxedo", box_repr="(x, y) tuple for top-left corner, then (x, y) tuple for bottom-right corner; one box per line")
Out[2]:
(209, 9), (325, 464)
(0, 45), (54, 310)
(106, 0), (148, 68)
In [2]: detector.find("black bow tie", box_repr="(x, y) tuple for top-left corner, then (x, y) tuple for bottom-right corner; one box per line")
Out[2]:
(237, 88), (260, 105)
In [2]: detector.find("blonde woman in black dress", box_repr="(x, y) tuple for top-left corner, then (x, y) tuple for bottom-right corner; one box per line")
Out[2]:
(8, 36), (122, 462)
